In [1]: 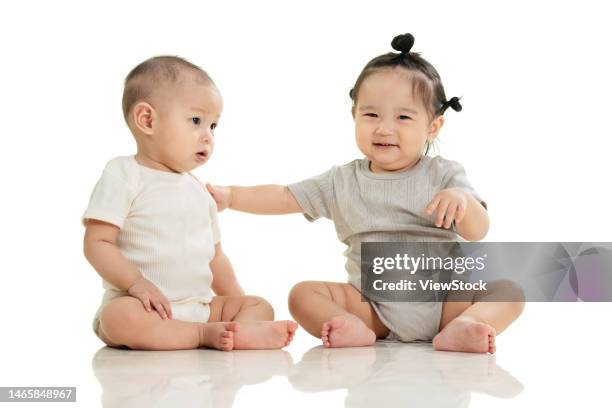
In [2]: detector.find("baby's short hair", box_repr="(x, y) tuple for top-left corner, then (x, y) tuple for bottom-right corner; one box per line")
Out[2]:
(122, 55), (213, 125)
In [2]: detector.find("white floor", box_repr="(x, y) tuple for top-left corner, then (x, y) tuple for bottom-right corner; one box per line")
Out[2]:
(91, 341), (522, 408)
(78, 303), (608, 408)
(0, 303), (609, 407)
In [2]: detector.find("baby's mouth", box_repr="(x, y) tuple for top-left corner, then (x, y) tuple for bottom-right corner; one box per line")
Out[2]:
(373, 142), (399, 147)
(196, 150), (209, 160)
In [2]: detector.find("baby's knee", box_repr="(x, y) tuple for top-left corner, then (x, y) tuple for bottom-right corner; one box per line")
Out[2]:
(245, 295), (274, 319)
(99, 297), (144, 345)
(486, 280), (526, 316)
(288, 281), (318, 312)
(490, 279), (526, 303)
(288, 281), (309, 302)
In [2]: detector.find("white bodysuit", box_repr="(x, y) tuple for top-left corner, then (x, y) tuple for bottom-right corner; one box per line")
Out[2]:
(82, 156), (220, 336)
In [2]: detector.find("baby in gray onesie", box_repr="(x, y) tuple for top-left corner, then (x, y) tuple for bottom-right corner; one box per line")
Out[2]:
(208, 33), (523, 353)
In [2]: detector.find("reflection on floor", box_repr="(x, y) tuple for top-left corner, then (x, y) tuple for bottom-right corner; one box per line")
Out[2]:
(92, 342), (523, 407)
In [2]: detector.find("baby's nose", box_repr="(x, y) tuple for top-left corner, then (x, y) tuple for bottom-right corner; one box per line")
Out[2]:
(375, 125), (394, 136)
(201, 129), (213, 141)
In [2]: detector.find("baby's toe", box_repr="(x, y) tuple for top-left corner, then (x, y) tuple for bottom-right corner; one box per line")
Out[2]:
(287, 321), (298, 332)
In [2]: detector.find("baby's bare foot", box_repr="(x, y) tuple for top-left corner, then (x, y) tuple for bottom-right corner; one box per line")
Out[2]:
(199, 322), (238, 351)
(321, 314), (376, 348)
(488, 329), (497, 354)
(433, 316), (496, 353)
(233, 320), (298, 350)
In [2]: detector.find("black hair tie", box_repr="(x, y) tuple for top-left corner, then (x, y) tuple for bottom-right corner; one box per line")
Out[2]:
(440, 96), (462, 114)
(391, 33), (415, 54)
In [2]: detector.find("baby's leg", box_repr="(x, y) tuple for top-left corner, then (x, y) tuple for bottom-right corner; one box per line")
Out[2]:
(208, 295), (275, 322)
(433, 280), (525, 354)
(208, 295), (298, 350)
(98, 297), (236, 351)
(288, 281), (389, 348)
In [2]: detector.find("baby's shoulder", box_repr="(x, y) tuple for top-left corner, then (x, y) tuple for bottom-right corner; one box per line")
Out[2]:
(333, 158), (363, 175)
(423, 155), (466, 179)
(101, 155), (141, 191)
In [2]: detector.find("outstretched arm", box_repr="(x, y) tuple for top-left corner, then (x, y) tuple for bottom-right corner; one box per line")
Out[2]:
(207, 184), (302, 215)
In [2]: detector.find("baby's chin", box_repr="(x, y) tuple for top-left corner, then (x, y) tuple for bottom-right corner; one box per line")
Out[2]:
(182, 152), (213, 172)
(167, 162), (203, 174)
(368, 157), (418, 173)
(185, 162), (207, 172)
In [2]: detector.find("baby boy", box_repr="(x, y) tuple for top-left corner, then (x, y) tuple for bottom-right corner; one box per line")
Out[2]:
(82, 56), (297, 351)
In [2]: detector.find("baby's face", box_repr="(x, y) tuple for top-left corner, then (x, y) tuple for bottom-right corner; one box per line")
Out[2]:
(150, 81), (222, 173)
(354, 68), (441, 173)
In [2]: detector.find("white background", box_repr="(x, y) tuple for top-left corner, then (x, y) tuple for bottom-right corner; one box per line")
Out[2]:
(1, 0), (611, 406)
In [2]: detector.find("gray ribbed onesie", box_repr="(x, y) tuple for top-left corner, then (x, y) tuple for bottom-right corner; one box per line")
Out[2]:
(288, 155), (486, 341)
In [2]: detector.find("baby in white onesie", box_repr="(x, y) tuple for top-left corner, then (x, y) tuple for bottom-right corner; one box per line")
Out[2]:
(83, 56), (297, 351)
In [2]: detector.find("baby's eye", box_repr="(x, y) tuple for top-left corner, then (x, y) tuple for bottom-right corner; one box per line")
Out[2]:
(191, 117), (201, 125)
(364, 113), (378, 118)
(398, 115), (412, 120)
(210, 123), (217, 131)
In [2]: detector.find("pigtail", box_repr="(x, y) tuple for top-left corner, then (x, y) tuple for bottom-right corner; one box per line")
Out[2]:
(439, 96), (463, 115)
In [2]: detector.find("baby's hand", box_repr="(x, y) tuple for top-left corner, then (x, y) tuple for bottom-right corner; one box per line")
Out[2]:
(206, 183), (232, 212)
(425, 188), (469, 229)
(127, 277), (172, 320)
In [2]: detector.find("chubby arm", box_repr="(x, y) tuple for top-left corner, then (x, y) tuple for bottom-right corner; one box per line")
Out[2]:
(83, 219), (172, 318)
(454, 193), (489, 241)
(83, 219), (142, 290)
(210, 242), (245, 296)
(207, 184), (301, 215)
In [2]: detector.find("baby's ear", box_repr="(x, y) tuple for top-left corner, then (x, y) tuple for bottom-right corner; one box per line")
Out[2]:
(132, 102), (155, 136)
(427, 115), (445, 140)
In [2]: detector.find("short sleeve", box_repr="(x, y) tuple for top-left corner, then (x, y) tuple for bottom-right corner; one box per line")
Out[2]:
(287, 168), (335, 222)
(441, 161), (487, 210)
(82, 159), (138, 228)
(209, 198), (221, 244)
